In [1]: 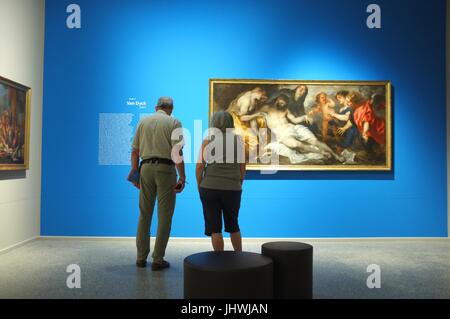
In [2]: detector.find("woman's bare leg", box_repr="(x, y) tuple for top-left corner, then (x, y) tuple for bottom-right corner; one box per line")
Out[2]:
(211, 233), (224, 251)
(230, 231), (242, 251)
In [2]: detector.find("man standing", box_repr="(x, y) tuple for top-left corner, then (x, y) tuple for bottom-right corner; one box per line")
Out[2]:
(128, 97), (186, 271)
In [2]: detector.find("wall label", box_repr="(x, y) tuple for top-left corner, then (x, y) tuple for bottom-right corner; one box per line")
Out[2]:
(127, 97), (147, 109)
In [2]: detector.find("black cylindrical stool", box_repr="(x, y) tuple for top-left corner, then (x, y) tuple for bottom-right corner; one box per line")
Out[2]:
(261, 241), (313, 299)
(184, 251), (273, 299)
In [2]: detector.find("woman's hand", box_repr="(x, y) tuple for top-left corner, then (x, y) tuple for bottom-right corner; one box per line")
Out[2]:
(174, 179), (185, 193)
(362, 122), (370, 142)
(337, 127), (347, 136)
(362, 133), (369, 142)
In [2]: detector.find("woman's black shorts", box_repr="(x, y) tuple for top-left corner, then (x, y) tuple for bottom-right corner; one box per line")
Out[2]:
(199, 187), (242, 236)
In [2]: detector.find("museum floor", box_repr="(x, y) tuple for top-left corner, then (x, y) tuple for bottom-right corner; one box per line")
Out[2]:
(0, 238), (449, 299)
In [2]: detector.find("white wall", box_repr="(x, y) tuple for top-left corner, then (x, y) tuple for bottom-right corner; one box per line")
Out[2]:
(0, 0), (45, 251)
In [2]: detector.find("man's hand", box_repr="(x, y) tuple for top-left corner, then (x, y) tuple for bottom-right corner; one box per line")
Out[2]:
(174, 179), (185, 194)
(127, 169), (140, 189)
(303, 115), (313, 125)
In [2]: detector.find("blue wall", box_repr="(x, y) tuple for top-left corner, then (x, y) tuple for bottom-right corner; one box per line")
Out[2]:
(41, 0), (448, 237)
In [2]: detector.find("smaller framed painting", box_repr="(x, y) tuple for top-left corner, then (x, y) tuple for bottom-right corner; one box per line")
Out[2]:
(0, 76), (31, 171)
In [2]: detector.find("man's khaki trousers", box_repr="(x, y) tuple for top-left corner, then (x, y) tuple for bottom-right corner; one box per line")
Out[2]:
(136, 163), (177, 263)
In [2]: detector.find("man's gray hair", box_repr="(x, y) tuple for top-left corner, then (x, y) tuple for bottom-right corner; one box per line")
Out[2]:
(210, 111), (235, 132)
(157, 97), (174, 108)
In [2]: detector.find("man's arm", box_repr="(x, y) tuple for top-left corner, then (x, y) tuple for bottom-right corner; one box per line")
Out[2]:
(286, 110), (311, 124)
(175, 154), (186, 193)
(131, 148), (139, 171)
(172, 141), (186, 193)
(171, 120), (186, 193)
(127, 147), (140, 189)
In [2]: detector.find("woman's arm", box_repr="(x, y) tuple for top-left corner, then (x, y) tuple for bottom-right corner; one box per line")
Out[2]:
(196, 140), (208, 188)
(240, 112), (265, 122)
(362, 122), (370, 141)
(236, 134), (247, 185)
(331, 111), (350, 122)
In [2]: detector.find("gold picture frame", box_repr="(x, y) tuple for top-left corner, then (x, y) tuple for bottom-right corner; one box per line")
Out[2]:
(209, 79), (392, 171)
(0, 75), (31, 171)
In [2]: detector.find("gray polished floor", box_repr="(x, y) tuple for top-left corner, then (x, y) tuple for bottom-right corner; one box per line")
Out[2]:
(0, 238), (449, 299)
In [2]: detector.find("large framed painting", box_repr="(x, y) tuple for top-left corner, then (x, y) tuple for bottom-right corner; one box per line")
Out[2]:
(0, 76), (31, 171)
(209, 79), (391, 171)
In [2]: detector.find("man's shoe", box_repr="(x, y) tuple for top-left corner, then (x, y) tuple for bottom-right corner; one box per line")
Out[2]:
(151, 260), (170, 271)
(136, 260), (147, 268)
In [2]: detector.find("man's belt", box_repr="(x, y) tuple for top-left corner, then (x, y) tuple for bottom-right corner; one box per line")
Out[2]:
(141, 157), (175, 166)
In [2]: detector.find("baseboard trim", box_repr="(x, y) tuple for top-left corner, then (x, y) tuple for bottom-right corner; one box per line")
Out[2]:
(1, 236), (447, 254)
(38, 236), (449, 242)
(0, 236), (39, 255)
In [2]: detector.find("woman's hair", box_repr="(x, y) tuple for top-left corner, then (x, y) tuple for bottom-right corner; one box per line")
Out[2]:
(336, 90), (349, 98)
(210, 111), (235, 132)
(347, 91), (366, 106)
(297, 85), (308, 98)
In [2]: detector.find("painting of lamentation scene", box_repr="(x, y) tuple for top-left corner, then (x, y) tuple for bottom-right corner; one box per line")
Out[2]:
(210, 80), (391, 170)
(0, 76), (30, 170)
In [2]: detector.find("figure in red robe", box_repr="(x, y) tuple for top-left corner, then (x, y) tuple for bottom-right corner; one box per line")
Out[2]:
(352, 100), (385, 145)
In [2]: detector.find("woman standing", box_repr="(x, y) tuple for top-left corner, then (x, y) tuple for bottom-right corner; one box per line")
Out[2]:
(196, 111), (246, 251)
